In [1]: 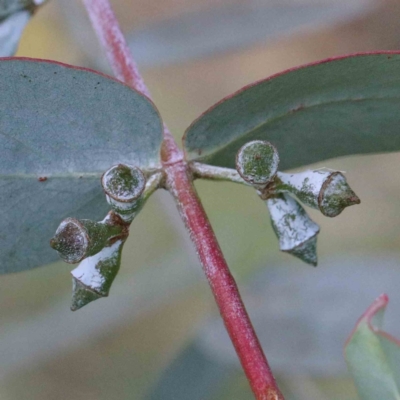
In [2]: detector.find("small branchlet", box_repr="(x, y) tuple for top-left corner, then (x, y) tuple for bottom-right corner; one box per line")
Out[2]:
(50, 164), (160, 311)
(50, 212), (128, 264)
(267, 194), (320, 266)
(51, 211), (129, 310)
(236, 140), (279, 189)
(233, 140), (361, 266)
(275, 170), (360, 217)
(102, 164), (146, 223)
(70, 239), (124, 311)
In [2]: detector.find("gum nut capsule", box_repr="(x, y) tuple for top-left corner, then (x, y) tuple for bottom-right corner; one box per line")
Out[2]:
(267, 194), (320, 266)
(101, 164), (146, 220)
(236, 140), (279, 188)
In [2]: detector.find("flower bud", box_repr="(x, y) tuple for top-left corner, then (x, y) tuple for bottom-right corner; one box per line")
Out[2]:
(70, 240), (124, 311)
(50, 213), (127, 264)
(276, 170), (360, 217)
(102, 164), (146, 222)
(267, 194), (320, 266)
(236, 140), (279, 189)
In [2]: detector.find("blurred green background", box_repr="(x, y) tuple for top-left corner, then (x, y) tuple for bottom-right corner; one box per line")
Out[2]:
(2, 0), (400, 398)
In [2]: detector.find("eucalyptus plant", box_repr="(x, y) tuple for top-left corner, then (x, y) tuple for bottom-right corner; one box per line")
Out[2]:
(1, 0), (400, 399)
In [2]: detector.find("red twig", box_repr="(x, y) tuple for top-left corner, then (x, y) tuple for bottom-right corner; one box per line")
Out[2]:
(165, 163), (284, 400)
(82, 1), (284, 398)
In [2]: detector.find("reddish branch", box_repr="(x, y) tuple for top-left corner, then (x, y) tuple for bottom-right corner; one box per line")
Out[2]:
(82, 1), (284, 398)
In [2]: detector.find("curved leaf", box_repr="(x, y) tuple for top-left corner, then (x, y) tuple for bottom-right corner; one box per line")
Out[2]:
(0, 58), (163, 273)
(345, 294), (400, 400)
(184, 52), (400, 170)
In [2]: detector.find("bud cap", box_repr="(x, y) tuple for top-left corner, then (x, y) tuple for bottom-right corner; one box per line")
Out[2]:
(319, 172), (360, 217)
(50, 218), (88, 264)
(102, 164), (145, 203)
(236, 140), (279, 187)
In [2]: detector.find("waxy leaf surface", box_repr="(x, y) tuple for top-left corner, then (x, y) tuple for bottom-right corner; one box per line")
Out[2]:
(345, 294), (400, 400)
(184, 53), (400, 170)
(0, 58), (163, 273)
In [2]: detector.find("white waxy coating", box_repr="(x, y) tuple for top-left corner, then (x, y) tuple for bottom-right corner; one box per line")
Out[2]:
(267, 194), (319, 251)
(277, 170), (332, 209)
(71, 240), (122, 293)
(102, 164), (146, 202)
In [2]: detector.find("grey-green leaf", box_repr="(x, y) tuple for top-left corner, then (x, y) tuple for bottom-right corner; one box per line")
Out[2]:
(345, 294), (400, 400)
(183, 53), (400, 170)
(0, 58), (163, 273)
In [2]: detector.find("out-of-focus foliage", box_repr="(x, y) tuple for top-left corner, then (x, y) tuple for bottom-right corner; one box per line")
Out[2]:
(0, 0), (45, 56)
(345, 295), (400, 400)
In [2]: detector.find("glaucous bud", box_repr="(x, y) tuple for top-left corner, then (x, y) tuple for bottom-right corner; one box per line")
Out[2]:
(102, 164), (146, 222)
(236, 140), (279, 189)
(267, 194), (320, 266)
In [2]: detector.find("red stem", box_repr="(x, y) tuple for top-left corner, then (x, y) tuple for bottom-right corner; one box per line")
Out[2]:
(165, 163), (284, 400)
(82, 1), (284, 398)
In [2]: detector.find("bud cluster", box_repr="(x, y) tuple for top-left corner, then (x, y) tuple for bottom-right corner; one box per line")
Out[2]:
(235, 140), (360, 266)
(50, 164), (149, 310)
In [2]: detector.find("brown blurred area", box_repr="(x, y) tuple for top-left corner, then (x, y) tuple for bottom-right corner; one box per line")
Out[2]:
(2, 0), (400, 399)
